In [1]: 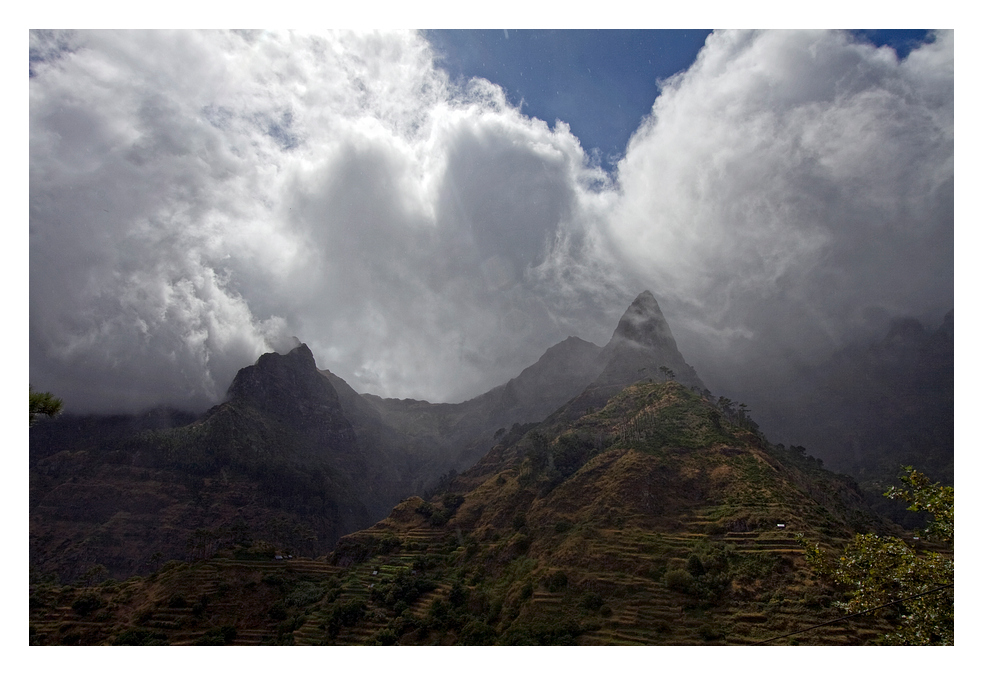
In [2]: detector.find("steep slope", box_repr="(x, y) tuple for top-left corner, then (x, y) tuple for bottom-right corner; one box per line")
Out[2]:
(752, 311), (953, 525)
(356, 290), (703, 484)
(29, 345), (398, 582)
(34, 381), (897, 645)
(594, 290), (705, 390)
(315, 380), (893, 645)
(356, 335), (604, 485)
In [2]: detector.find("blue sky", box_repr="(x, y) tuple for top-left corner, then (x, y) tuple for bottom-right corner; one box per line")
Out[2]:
(426, 30), (934, 166)
(29, 30), (953, 412)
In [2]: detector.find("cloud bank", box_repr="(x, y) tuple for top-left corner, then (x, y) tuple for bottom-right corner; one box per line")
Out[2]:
(29, 29), (953, 413)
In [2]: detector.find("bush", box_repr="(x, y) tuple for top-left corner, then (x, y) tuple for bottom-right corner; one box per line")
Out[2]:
(664, 569), (694, 593)
(330, 599), (366, 628)
(374, 628), (398, 645)
(459, 619), (497, 645)
(286, 581), (326, 607)
(579, 592), (605, 612)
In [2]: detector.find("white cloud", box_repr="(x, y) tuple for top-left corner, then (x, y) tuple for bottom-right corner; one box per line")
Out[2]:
(29, 29), (953, 413)
(609, 30), (953, 386)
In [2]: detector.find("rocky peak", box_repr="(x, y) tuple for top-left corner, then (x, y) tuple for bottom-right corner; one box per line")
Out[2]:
(609, 290), (679, 352)
(593, 291), (705, 391)
(226, 343), (346, 428)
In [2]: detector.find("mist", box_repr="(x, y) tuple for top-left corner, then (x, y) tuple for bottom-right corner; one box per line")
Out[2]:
(29, 29), (953, 414)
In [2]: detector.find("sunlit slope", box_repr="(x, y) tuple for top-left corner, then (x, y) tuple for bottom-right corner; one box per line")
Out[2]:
(319, 380), (892, 645)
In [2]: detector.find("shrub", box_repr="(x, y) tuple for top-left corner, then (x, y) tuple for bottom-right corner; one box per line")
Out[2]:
(554, 520), (573, 534)
(664, 569), (694, 593)
(579, 592), (604, 612)
(286, 581), (326, 607)
(459, 619), (497, 645)
(517, 582), (534, 601)
(374, 628), (398, 645)
(330, 599), (366, 628)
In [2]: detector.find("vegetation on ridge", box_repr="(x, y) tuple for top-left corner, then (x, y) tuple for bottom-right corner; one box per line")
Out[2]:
(31, 380), (904, 645)
(802, 467), (953, 645)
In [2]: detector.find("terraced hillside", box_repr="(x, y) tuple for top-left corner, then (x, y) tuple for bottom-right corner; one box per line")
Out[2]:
(33, 380), (901, 645)
(316, 381), (899, 645)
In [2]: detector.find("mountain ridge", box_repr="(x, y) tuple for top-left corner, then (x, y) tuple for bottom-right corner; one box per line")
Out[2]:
(31, 290), (706, 582)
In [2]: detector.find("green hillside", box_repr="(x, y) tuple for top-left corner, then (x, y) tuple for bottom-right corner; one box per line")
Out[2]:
(31, 381), (897, 645)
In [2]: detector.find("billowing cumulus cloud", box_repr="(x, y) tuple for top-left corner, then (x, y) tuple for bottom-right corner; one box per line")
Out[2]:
(609, 30), (953, 391)
(29, 29), (952, 413)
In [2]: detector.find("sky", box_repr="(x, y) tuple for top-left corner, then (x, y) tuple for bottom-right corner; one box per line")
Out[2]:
(28, 29), (954, 414)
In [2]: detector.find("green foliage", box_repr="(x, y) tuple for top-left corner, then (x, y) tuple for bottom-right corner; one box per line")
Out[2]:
(614, 383), (734, 452)
(285, 581), (327, 607)
(802, 467), (953, 645)
(501, 619), (583, 645)
(371, 569), (437, 608)
(459, 619), (497, 645)
(885, 466), (953, 542)
(330, 599), (366, 628)
(664, 569), (694, 593)
(29, 386), (62, 426)
(373, 628), (398, 645)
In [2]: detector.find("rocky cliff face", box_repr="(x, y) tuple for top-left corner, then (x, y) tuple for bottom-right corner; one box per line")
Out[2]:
(594, 290), (705, 391)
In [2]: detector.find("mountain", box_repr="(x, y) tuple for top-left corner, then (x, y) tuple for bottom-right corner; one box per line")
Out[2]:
(31, 379), (899, 645)
(30, 345), (388, 583)
(750, 311), (953, 525)
(31, 291), (701, 583)
(30, 286), (942, 641)
(594, 290), (705, 391)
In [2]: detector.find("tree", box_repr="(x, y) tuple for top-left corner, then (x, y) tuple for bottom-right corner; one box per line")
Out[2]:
(801, 467), (953, 645)
(29, 386), (62, 426)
